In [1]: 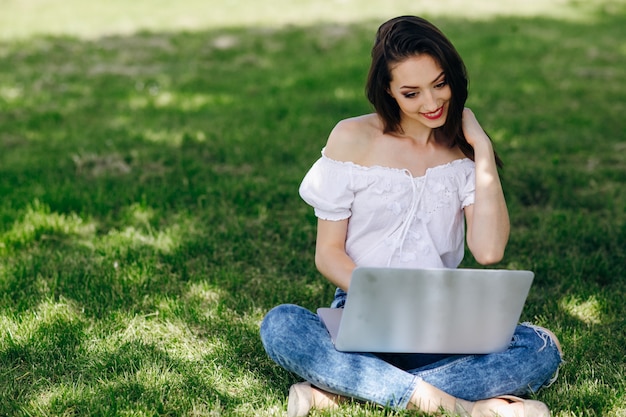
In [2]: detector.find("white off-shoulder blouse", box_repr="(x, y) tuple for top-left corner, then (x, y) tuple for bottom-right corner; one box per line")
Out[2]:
(299, 148), (476, 269)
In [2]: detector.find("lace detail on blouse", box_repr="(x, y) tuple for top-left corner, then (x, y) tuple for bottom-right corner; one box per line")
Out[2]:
(299, 149), (476, 269)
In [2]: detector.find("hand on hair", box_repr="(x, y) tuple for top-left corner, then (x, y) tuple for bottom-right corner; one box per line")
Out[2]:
(461, 107), (491, 148)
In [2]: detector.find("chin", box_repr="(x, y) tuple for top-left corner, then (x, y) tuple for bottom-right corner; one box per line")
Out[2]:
(422, 116), (447, 129)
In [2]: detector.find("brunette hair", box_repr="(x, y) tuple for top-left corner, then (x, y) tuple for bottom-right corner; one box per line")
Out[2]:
(366, 16), (502, 167)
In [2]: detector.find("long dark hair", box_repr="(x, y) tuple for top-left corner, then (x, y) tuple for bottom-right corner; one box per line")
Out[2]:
(366, 16), (502, 167)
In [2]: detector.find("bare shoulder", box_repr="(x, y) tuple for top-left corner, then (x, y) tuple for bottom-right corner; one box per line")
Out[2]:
(324, 114), (381, 163)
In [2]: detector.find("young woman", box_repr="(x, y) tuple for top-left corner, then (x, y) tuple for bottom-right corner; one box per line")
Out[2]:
(260, 16), (562, 417)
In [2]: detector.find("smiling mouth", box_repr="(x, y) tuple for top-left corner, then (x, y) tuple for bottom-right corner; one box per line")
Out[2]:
(421, 106), (444, 120)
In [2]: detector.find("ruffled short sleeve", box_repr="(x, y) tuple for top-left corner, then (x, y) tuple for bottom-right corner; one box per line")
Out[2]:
(299, 154), (354, 221)
(459, 161), (476, 208)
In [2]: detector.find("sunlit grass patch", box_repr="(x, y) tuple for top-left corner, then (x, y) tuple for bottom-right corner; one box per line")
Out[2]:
(0, 298), (85, 351)
(560, 296), (603, 325)
(101, 225), (178, 255)
(0, 200), (96, 251)
(2, 0), (624, 40)
(127, 91), (236, 113)
(97, 312), (216, 362)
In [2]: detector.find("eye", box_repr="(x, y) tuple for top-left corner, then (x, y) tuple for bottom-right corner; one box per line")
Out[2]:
(435, 80), (448, 89)
(403, 91), (418, 99)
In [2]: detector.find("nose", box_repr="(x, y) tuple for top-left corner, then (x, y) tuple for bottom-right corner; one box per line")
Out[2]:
(421, 89), (438, 112)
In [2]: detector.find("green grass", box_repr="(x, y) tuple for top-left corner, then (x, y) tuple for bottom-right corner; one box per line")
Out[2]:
(1, 0), (625, 416)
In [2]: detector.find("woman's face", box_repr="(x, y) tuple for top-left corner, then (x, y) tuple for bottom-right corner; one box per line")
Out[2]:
(387, 54), (452, 130)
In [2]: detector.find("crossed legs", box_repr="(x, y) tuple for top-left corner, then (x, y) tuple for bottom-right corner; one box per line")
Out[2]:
(261, 305), (562, 417)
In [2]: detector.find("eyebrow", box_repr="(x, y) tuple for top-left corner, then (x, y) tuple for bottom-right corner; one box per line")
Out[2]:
(400, 71), (446, 89)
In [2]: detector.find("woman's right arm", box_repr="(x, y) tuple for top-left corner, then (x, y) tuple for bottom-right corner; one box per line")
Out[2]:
(315, 218), (356, 292)
(312, 116), (374, 291)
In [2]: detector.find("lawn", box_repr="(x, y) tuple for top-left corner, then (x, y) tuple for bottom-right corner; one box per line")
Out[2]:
(0, 0), (625, 416)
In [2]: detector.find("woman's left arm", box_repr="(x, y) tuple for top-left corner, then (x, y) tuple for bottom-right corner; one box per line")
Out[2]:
(462, 108), (510, 265)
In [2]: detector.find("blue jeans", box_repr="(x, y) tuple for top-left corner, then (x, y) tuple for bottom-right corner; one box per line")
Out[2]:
(260, 303), (562, 409)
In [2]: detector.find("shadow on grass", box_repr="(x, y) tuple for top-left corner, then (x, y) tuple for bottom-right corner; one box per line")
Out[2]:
(0, 8), (625, 416)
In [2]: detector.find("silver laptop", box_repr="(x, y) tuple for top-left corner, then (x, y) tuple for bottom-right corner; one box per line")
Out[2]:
(317, 267), (534, 354)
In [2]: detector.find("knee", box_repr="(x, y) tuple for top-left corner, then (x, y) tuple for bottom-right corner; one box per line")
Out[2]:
(540, 327), (563, 357)
(517, 323), (563, 377)
(260, 304), (306, 353)
(523, 324), (563, 358)
(507, 324), (564, 395)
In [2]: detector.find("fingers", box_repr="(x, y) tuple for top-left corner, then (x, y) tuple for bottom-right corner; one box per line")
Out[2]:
(461, 108), (489, 146)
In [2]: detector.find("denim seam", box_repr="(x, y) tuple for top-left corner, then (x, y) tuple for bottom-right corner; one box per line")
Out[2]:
(397, 376), (422, 409)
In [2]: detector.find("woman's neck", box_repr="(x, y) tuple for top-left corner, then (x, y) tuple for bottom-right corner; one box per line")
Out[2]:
(396, 121), (436, 146)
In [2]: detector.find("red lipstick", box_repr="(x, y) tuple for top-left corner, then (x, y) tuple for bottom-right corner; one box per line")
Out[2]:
(421, 106), (444, 120)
